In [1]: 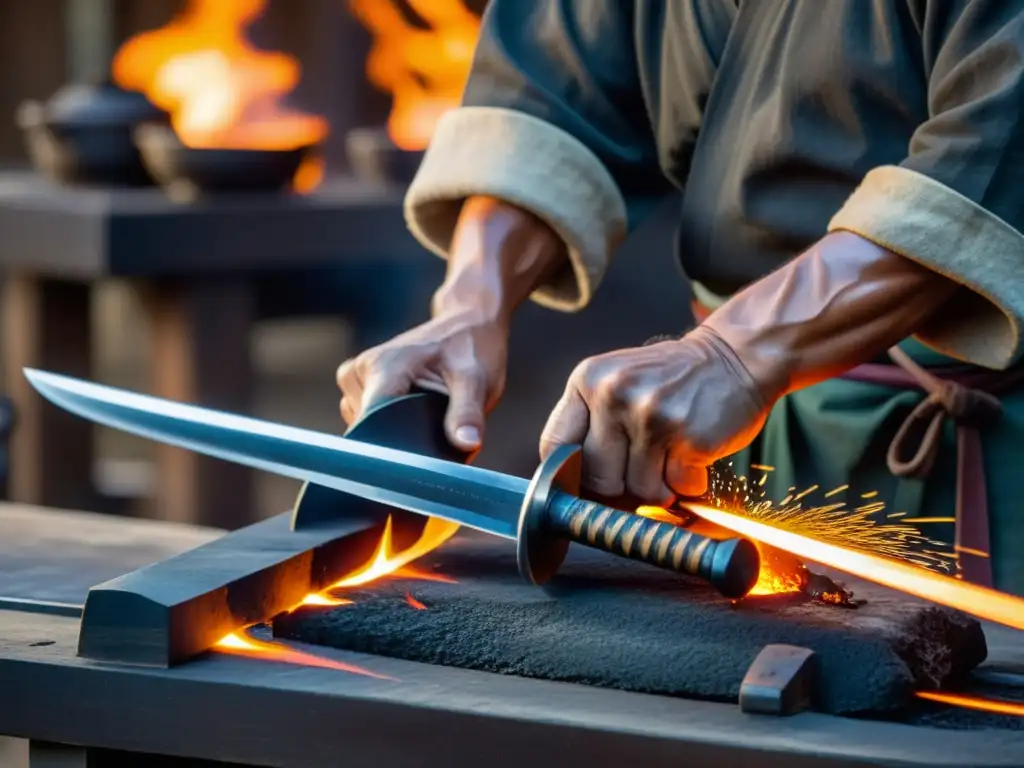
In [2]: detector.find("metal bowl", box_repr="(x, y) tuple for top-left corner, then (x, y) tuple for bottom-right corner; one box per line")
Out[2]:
(135, 123), (315, 201)
(16, 81), (167, 187)
(345, 126), (425, 186)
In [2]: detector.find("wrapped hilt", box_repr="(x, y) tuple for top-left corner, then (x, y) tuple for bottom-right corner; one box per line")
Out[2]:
(517, 445), (760, 598)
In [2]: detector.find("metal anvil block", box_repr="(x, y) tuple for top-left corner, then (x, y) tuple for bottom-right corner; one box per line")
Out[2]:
(75, 391), (465, 667)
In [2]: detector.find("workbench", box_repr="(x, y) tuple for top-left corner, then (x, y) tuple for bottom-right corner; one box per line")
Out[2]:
(2, 503), (1024, 767)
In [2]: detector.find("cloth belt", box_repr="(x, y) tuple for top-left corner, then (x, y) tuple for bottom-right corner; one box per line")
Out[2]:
(687, 297), (1024, 588)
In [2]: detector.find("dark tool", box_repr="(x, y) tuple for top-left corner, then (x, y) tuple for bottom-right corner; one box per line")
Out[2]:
(24, 369), (760, 598)
(739, 644), (818, 716)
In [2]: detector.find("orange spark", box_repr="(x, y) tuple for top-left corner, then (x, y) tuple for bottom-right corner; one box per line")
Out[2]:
(214, 631), (392, 679)
(686, 502), (1024, 632)
(405, 593), (427, 610)
(917, 691), (1024, 717)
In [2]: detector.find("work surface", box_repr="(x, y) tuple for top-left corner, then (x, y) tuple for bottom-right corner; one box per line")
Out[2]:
(2, 504), (1024, 767)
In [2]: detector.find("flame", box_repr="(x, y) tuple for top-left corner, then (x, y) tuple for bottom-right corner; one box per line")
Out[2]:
(292, 155), (326, 194)
(214, 631), (392, 678)
(298, 593), (352, 608)
(329, 515), (461, 589)
(686, 501), (1024, 632)
(405, 593), (428, 610)
(113, 0), (327, 158)
(350, 0), (481, 150)
(637, 505), (807, 596)
(747, 544), (808, 596)
(916, 691), (1024, 717)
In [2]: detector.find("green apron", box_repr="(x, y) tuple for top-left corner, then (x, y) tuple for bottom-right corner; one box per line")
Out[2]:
(726, 337), (1024, 597)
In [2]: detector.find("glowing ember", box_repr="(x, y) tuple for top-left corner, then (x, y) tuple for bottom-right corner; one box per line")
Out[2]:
(298, 593), (352, 608)
(214, 631), (391, 678)
(405, 593), (428, 610)
(747, 545), (808, 596)
(113, 0), (328, 159)
(395, 565), (457, 584)
(349, 0), (481, 150)
(917, 691), (1024, 717)
(329, 515), (460, 589)
(686, 501), (1024, 632)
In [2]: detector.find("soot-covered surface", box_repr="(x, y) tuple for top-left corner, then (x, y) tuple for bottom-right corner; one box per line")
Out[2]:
(274, 533), (986, 715)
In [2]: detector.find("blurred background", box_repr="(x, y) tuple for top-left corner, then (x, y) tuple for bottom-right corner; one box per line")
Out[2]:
(0, 0), (691, 531)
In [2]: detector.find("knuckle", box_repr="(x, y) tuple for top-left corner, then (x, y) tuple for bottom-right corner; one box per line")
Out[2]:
(631, 391), (666, 430)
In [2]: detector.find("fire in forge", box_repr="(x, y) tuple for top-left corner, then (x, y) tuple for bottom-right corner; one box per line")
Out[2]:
(0, 369), (1021, 767)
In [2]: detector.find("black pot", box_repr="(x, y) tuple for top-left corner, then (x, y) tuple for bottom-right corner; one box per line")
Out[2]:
(135, 123), (315, 201)
(345, 126), (425, 186)
(16, 80), (168, 187)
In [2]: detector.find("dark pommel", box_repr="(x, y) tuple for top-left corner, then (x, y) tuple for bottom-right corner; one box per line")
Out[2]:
(517, 445), (761, 598)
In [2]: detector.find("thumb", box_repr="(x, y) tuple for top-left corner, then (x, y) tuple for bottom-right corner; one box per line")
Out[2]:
(444, 368), (489, 451)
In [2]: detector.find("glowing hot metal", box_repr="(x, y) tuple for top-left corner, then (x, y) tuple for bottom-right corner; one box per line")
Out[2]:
(687, 502), (1024, 632)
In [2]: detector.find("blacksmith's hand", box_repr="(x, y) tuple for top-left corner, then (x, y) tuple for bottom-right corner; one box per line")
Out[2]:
(539, 326), (776, 501)
(336, 310), (509, 452)
(539, 230), (963, 502)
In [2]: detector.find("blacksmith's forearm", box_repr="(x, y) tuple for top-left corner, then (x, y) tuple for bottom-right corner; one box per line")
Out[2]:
(704, 231), (960, 399)
(431, 196), (566, 323)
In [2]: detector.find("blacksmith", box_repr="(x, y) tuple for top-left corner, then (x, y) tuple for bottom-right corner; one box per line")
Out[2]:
(336, 1), (1024, 595)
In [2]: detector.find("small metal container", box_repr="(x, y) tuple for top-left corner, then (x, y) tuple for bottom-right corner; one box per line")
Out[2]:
(345, 126), (425, 186)
(16, 81), (167, 187)
(134, 123), (315, 201)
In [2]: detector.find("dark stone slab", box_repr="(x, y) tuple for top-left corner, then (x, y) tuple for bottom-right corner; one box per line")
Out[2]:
(274, 533), (987, 715)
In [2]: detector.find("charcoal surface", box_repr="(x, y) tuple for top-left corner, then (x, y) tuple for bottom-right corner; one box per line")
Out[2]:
(274, 533), (987, 715)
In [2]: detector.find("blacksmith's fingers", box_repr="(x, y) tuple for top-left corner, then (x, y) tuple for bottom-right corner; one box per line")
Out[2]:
(664, 448), (709, 498)
(443, 366), (489, 450)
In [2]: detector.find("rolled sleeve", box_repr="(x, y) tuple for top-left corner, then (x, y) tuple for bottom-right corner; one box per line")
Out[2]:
(404, 0), (667, 312)
(828, 1), (1024, 369)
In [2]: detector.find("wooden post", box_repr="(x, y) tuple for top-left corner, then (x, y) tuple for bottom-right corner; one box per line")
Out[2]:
(141, 279), (257, 530)
(1, 276), (96, 510)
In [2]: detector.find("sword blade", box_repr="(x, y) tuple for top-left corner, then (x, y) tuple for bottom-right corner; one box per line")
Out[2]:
(25, 368), (525, 538)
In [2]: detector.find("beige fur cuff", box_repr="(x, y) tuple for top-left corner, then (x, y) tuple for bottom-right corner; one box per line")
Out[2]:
(829, 166), (1024, 369)
(404, 106), (628, 312)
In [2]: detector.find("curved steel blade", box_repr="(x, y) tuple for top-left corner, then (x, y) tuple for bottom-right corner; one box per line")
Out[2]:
(25, 368), (525, 538)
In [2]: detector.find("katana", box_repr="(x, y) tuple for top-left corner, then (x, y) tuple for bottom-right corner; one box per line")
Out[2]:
(24, 369), (760, 598)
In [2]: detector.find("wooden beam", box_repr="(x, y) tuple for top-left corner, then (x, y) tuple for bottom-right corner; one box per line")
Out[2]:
(1, 276), (96, 510)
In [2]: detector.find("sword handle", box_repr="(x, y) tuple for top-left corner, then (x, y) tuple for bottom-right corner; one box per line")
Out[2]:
(516, 445), (760, 598)
(546, 494), (757, 597)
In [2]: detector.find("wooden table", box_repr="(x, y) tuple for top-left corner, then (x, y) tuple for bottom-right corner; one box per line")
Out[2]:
(1, 503), (1024, 767)
(0, 173), (422, 529)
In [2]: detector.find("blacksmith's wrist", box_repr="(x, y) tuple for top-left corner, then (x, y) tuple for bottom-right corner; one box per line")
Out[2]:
(684, 325), (780, 409)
